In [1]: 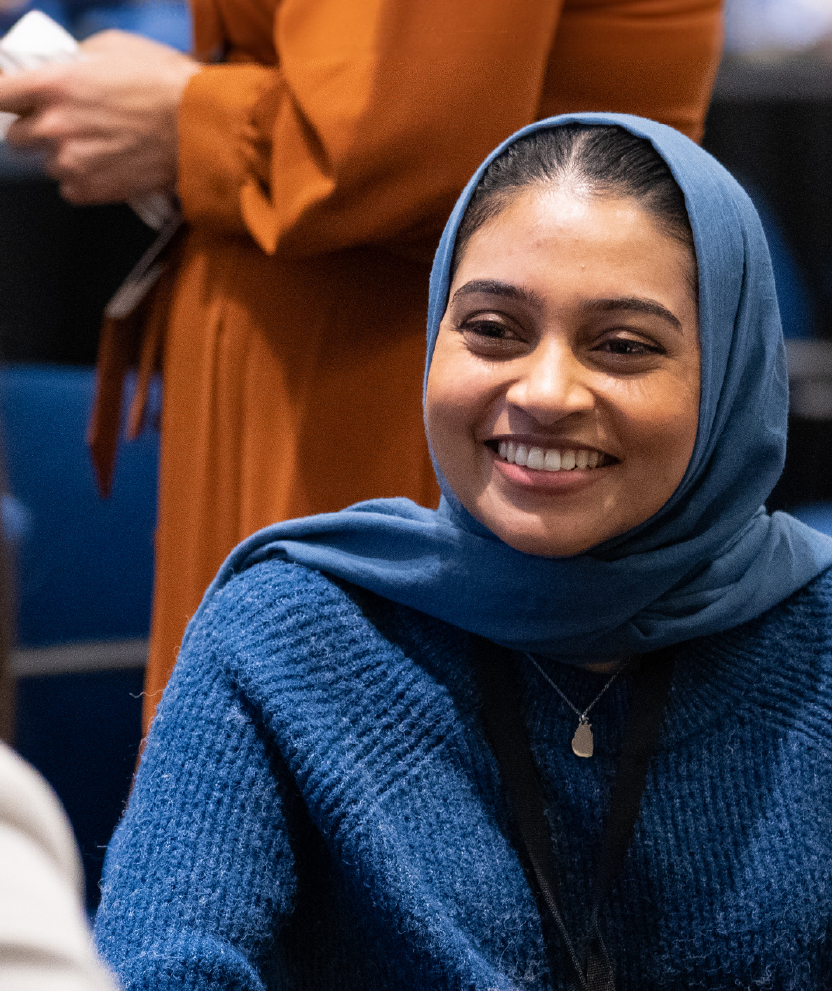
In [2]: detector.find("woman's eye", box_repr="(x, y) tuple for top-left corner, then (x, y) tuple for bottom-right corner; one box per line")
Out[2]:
(458, 318), (527, 356)
(597, 337), (663, 357)
(462, 319), (515, 340)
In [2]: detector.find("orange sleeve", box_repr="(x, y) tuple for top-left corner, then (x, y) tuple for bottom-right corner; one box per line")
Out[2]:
(541, 0), (724, 144)
(176, 0), (723, 256)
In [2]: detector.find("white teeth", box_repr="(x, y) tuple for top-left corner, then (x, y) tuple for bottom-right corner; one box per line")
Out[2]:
(496, 443), (604, 473)
(543, 449), (561, 471)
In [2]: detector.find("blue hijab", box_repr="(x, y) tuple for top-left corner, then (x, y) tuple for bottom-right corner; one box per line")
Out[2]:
(195, 113), (832, 662)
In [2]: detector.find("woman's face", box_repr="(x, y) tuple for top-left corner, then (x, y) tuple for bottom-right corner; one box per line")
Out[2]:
(425, 184), (701, 557)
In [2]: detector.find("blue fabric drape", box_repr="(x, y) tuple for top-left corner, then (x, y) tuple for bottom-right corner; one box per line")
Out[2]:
(192, 113), (832, 663)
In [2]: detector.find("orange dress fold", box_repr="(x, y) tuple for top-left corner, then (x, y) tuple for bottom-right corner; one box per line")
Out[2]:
(91, 0), (724, 733)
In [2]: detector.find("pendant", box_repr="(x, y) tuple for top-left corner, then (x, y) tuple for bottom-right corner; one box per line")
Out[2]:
(572, 718), (594, 758)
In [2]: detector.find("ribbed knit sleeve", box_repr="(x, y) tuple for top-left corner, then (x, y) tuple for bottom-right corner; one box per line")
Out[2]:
(93, 599), (299, 990)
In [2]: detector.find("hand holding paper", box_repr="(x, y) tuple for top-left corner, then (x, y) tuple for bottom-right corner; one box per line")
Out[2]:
(0, 14), (198, 224)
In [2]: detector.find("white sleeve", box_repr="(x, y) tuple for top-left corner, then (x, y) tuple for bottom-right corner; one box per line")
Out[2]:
(0, 742), (118, 991)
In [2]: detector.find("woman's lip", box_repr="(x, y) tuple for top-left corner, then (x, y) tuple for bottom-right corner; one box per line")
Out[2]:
(488, 447), (613, 491)
(486, 438), (618, 469)
(489, 437), (608, 450)
(485, 437), (618, 492)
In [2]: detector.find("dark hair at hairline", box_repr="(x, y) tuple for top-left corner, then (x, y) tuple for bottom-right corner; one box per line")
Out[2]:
(452, 124), (698, 299)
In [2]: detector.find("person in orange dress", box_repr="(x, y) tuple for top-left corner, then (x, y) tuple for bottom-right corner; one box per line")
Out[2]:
(0, 0), (722, 733)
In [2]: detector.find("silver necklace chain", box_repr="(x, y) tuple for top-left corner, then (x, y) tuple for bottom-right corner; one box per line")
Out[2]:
(523, 652), (623, 721)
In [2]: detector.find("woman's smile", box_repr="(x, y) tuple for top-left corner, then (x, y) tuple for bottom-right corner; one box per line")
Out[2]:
(493, 439), (612, 472)
(487, 438), (617, 496)
(425, 184), (701, 557)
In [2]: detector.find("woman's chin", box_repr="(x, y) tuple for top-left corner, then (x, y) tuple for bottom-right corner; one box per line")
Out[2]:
(466, 471), (627, 557)
(469, 505), (608, 558)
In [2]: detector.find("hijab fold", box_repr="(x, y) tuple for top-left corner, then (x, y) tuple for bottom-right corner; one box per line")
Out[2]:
(192, 113), (832, 663)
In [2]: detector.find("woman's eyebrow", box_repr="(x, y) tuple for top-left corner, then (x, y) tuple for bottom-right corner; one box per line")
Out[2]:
(582, 296), (682, 330)
(451, 283), (682, 331)
(450, 279), (544, 307)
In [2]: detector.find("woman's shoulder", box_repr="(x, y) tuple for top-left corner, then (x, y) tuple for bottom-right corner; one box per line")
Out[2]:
(754, 561), (832, 646)
(668, 564), (832, 747)
(195, 554), (448, 649)
(198, 555), (368, 632)
(180, 555), (473, 709)
(698, 562), (832, 672)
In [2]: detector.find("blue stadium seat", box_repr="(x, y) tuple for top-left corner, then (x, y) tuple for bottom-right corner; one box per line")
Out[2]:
(0, 362), (158, 908)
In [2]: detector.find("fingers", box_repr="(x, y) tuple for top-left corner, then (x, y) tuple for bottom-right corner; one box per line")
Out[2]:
(41, 137), (130, 204)
(0, 61), (70, 118)
(0, 73), (45, 115)
(6, 105), (64, 148)
(0, 63), (100, 150)
(0, 44), (189, 202)
(42, 130), (176, 205)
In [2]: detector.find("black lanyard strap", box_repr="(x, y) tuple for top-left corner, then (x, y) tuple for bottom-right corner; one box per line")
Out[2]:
(473, 637), (674, 991)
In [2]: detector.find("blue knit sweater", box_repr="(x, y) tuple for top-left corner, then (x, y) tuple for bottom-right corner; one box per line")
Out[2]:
(94, 559), (832, 990)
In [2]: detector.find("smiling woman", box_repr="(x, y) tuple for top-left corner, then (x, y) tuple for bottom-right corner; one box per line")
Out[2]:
(427, 160), (701, 556)
(94, 116), (832, 991)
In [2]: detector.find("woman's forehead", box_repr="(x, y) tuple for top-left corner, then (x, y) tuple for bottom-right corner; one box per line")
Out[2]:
(446, 185), (699, 328)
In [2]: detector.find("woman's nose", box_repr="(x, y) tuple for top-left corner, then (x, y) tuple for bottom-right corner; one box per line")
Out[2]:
(504, 339), (594, 423)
